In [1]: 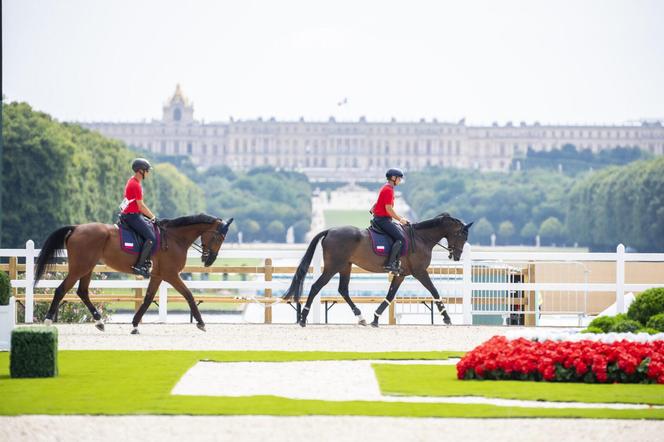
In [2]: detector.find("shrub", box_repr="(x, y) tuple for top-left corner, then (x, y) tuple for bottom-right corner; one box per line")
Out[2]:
(0, 271), (10, 305)
(581, 326), (604, 334)
(638, 327), (660, 335)
(610, 318), (642, 333)
(10, 326), (58, 378)
(628, 288), (664, 325)
(646, 313), (664, 332)
(588, 315), (619, 332)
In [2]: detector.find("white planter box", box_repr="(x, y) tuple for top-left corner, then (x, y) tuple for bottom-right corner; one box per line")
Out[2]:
(0, 297), (17, 351)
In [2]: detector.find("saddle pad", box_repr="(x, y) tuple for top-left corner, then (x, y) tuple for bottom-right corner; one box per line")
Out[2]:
(367, 225), (409, 257)
(118, 224), (160, 256)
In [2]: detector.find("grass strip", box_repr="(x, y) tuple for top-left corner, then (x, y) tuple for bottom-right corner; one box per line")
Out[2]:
(373, 364), (664, 405)
(0, 351), (661, 419)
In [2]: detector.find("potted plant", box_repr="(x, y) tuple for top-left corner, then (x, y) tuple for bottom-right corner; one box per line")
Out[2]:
(0, 271), (16, 351)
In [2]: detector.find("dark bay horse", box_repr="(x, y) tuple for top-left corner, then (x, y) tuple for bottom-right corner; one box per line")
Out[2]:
(34, 214), (233, 333)
(283, 213), (472, 327)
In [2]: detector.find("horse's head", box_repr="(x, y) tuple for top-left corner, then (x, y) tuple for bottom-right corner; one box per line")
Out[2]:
(201, 218), (234, 267)
(445, 220), (473, 261)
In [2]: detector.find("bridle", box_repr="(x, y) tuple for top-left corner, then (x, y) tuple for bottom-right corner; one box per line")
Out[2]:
(193, 221), (230, 266)
(435, 235), (462, 260)
(166, 219), (231, 266)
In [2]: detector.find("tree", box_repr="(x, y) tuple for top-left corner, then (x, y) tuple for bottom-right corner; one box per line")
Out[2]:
(241, 219), (261, 242)
(520, 221), (538, 245)
(498, 221), (515, 245)
(266, 220), (286, 242)
(292, 219), (311, 243)
(472, 218), (494, 245)
(539, 217), (564, 245)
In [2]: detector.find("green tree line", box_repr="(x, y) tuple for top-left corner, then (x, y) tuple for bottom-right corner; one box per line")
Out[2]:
(403, 157), (664, 251)
(1, 101), (204, 247)
(1, 101), (311, 247)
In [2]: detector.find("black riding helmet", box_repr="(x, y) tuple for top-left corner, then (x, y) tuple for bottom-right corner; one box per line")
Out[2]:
(132, 158), (152, 173)
(385, 168), (404, 180)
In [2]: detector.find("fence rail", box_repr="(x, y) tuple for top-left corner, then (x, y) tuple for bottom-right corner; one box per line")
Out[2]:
(1, 241), (663, 326)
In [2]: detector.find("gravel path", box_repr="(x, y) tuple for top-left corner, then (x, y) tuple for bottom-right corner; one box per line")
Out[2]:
(1, 416), (662, 442)
(52, 323), (531, 351)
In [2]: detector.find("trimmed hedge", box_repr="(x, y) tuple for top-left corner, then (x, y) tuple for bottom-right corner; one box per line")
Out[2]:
(610, 319), (642, 333)
(647, 313), (664, 332)
(0, 271), (10, 305)
(10, 326), (58, 378)
(628, 288), (664, 325)
(588, 315), (618, 332)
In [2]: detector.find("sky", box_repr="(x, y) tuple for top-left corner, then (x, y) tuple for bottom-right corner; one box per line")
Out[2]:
(3, 0), (664, 125)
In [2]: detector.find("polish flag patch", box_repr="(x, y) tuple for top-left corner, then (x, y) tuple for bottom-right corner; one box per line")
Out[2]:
(124, 242), (135, 247)
(376, 245), (385, 251)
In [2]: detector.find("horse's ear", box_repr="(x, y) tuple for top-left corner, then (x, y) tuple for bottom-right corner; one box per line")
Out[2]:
(226, 218), (234, 226)
(464, 221), (474, 231)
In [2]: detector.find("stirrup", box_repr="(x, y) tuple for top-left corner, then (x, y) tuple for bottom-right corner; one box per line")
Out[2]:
(383, 263), (402, 275)
(132, 265), (151, 278)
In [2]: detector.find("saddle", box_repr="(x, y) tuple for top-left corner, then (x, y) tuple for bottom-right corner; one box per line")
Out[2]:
(116, 216), (162, 256)
(367, 220), (409, 257)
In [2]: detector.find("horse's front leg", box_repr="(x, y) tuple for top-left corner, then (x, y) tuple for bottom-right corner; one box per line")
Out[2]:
(371, 275), (405, 327)
(165, 275), (206, 331)
(131, 276), (163, 334)
(413, 271), (452, 325)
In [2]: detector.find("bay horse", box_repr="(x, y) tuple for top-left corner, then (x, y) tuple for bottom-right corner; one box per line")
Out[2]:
(34, 214), (233, 334)
(283, 213), (472, 327)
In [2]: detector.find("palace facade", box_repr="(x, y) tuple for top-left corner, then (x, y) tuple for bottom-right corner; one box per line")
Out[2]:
(81, 85), (664, 180)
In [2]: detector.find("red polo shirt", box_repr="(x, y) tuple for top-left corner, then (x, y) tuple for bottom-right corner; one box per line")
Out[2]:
(372, 183), (395, 217)
(122, 177), (142, 214)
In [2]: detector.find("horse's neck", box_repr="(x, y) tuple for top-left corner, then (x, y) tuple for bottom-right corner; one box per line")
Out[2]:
(170, 224), (206, 246)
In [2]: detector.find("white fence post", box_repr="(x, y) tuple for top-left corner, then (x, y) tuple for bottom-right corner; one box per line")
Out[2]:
(616, 243), (625, 314)
(158, 284), (168, 322)
(462, 242), (472, 325)
(25, 240), (35, 323)
(310, 245), (323, 324)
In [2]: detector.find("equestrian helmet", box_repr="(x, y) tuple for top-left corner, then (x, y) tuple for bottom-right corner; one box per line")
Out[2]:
(132, 158), (152, 173)
(385, 168), (404, 179)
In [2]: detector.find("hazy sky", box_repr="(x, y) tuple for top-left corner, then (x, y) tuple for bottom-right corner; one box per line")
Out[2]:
(3, 0), (664, 125)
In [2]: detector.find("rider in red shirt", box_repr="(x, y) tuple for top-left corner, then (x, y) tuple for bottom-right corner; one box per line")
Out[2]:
(120, 158), (157, 277)
(371, 168), (409, 273)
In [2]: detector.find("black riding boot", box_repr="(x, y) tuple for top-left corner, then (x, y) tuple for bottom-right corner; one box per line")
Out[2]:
(383, 240), (403, 274)
(132, 239), (153, 278)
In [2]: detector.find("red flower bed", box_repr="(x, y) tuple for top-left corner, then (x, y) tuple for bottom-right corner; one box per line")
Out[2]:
(457, 336), (664, 384)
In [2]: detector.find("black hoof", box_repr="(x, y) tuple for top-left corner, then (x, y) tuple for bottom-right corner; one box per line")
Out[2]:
(130, 328), (139, 335)
(358, 319), (367, 326)
(299, 320), (306, 327)
(95, 322), (105, 332)
(197, 323), (207, 332)
(370, 321), (379, 328)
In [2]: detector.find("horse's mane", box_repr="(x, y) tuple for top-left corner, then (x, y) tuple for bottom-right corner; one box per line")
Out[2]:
(412, 212), (461, 230)
(159, 213), (218, 228)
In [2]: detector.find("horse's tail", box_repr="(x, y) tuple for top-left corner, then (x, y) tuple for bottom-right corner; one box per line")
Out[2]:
(283, 229), (329, 302)
(34, 225), (75, 287)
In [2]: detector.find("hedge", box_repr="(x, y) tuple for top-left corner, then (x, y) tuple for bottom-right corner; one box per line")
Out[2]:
(10, 326), (58, 378)
(628, 288), (664, 325)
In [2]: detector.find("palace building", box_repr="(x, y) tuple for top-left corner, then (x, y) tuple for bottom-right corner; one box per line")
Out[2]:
(81, 85), (664, 180)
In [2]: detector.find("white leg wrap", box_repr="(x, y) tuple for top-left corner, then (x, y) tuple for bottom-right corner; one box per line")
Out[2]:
(44, 318), (53, 326)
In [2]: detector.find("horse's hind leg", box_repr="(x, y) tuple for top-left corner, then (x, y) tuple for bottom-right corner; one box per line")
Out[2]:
(338, 264), (365, 326)
(44, 274), (81, 324)
(299, 269), (336, 327)
(76, 272), (105, 331)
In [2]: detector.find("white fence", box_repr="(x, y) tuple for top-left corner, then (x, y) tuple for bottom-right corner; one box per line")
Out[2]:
(1, 241), (663, 326)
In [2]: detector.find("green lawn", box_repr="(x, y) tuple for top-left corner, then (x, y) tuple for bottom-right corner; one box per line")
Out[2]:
(0, 351), (662, 419)
(324, 210), (371, 229)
